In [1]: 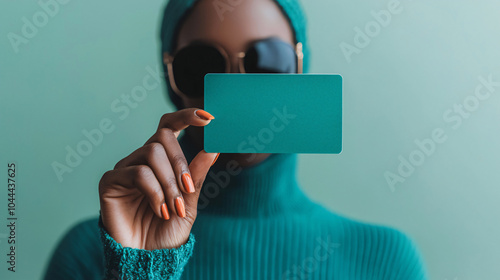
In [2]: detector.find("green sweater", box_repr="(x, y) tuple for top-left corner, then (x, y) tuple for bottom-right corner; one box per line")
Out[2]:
(44, 135), (428, 280)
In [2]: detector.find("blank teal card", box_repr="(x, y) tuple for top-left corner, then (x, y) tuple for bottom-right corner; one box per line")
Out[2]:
(204, 74), (343, 154)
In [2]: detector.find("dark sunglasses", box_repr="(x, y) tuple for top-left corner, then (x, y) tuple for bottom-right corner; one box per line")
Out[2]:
(163, 37), (304, 98)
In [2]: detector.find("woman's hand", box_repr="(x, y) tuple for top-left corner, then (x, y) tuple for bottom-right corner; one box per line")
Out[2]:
(98, 108), (218, 250)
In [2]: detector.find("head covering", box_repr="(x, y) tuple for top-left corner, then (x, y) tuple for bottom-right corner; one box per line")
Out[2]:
(159, 0), (310, 109)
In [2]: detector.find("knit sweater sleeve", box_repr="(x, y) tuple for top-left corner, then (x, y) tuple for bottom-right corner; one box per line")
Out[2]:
(98, 213), (195, 280)
(388, 229), (428, 280)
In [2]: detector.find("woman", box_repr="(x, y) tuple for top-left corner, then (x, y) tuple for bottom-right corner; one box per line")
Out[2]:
(44, 0), (428, 279)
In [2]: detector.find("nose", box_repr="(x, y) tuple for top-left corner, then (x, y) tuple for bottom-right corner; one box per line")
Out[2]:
(228, 52), (245, 73)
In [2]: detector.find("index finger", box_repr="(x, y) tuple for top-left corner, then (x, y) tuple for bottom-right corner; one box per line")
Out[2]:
(157, 108), (214, 138)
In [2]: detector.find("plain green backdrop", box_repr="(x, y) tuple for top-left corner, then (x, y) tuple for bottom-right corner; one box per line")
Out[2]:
(1, 0), (499, 279)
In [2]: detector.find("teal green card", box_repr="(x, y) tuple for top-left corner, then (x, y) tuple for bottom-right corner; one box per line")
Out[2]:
(204, 74), (343, 153)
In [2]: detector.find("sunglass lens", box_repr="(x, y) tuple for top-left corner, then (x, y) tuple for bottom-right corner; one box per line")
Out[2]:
(244, 38), (297, 74)
(172, 44), (226, 98)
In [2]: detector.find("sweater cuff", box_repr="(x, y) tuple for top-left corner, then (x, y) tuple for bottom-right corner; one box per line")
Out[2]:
(98, 211), (195, 280)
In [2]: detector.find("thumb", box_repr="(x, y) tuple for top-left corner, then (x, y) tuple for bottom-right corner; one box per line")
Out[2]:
(185, 150), (219, 208)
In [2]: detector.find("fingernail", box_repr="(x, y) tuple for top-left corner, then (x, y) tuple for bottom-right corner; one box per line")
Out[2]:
(175, 197), (186, 218)
(161, 203), (170, 220)
(182, 173), (195, 193)
(195, 109), (214, 121)
(211, 153), (220, 166)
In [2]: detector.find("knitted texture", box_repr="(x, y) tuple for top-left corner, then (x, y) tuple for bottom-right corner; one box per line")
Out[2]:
(98, 212), (195, 280)
(159, 0), (310, 109)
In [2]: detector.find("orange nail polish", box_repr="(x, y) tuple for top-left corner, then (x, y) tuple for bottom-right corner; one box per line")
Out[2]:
(161, 203), (170, 220)
(211, 153), (220, 166)
(175, 197), (186, 218)
(182, 173), (195, 193)
(195, 110), (215, 121)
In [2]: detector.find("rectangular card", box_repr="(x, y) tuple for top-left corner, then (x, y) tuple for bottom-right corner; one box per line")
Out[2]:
(204, 74), (343, 153)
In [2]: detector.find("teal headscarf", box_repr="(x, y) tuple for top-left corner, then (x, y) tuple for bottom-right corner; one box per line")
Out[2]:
(159, 0), (310, 109)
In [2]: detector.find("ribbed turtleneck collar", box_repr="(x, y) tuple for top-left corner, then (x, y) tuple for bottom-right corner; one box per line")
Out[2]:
(179, 133), (313, 217)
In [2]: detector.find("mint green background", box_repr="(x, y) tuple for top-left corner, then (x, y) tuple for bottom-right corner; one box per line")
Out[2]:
(1, 0), (499, 279)
(204, 74), (342, 153)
